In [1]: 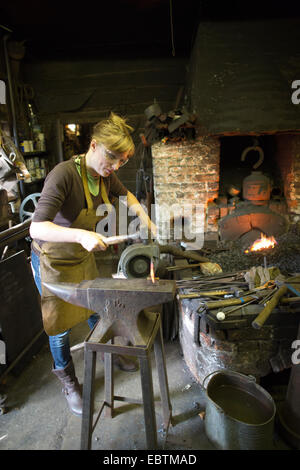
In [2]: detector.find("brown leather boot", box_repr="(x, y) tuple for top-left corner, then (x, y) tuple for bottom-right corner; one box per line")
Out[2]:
(52, 359), (82, 416)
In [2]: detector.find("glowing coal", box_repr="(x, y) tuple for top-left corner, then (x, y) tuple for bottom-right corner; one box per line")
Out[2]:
(245, 233), (277, 253)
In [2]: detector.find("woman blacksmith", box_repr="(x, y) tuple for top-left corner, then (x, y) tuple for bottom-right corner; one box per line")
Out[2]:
(30, 113), (156, 415)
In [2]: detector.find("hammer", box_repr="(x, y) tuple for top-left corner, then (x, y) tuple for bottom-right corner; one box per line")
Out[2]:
(102, 231), (141, 245)
(252, 284), (288, 329)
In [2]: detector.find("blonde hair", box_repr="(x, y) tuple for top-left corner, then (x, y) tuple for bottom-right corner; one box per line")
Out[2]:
(92, 112), (135, 155)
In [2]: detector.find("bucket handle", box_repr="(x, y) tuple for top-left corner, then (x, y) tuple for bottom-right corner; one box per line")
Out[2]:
(202, 368), (257, 390)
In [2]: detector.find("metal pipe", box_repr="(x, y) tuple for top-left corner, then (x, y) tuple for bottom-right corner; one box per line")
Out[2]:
(0, 218), (31, 248)
(3, 34), (18, 147)
(3, 33), (26, 199)
(55, 118), (64, 163)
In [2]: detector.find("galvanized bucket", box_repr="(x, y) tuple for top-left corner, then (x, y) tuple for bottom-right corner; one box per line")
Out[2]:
(204, 370), (276, 450)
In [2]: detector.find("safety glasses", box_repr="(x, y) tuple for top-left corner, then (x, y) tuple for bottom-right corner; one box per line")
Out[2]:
(102, 145), (129, 168)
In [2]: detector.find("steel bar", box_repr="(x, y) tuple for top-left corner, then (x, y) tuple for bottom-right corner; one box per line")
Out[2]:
(153, 324), (172, 430)
(104, 341), (114, 418)
(139, 352), (158, 449)
(167, 262), (204, 271)
(281, 297), (300, 303)
(0, 219), (31, 249)
(91, 402), (106, 434)
(81, 349), (97, 450)
(113, 396), (143, 405)
(70, 342), (84, 352)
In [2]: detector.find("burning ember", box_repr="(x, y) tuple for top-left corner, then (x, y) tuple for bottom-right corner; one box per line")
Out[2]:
(150, 259), (156, 283)
(148, 259), (159, 283)
(245, 233), (277, 253)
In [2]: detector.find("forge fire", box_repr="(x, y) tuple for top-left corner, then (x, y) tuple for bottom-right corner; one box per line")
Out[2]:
(245, 234), (277, 253)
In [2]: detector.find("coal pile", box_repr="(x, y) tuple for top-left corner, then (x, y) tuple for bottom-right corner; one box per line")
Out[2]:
(208, 225), (300, 275)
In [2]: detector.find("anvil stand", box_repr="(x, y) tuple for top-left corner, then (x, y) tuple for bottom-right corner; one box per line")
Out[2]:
(81, 309), (171, 450)
(44, 277), (176, 450)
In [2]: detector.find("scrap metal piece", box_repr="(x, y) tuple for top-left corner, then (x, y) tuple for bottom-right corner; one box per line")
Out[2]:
(144, 102), (162, 120)
(167, 112), (190, 133)
(44, 278), (176, 346)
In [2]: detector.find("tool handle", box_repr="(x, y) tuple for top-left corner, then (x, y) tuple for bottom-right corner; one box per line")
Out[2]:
(252, 285), (287, 329)
(205, 295), (256, 309)
(103, 232), (140, 245)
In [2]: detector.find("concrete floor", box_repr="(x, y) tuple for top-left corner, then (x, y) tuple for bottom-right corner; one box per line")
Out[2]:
(0, 327), (214, 451)
(0, 320), (293, 452)
(0, 257), (294, 452)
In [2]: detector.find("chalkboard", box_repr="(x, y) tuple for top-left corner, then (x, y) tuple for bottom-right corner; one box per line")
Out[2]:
(0, 250), (45, 368)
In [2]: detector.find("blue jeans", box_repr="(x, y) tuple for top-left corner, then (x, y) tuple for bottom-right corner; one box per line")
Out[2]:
(31, 249), (99, 369)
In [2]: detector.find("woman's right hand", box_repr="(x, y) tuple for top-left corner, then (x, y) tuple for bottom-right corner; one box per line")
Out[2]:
(78, 230), (108, 252)
(30, 221), (109, 251)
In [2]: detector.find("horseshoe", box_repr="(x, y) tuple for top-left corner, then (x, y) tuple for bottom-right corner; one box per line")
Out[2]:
(19, 192), (41, 222)
(241, 146), (264, 169)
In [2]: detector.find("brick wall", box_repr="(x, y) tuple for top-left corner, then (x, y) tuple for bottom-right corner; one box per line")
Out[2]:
(275, 134), (300, 218)
(151, 133), (300, 246)
(152, 135), (220, 245)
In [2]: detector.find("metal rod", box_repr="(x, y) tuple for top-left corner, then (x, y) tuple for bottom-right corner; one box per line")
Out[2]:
(3, 34), (18, 147)
(0, 218), (31, 248)
(70, 342), (84, 353)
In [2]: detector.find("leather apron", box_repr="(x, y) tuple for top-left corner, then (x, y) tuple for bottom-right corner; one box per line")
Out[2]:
(34, 155), (107, 336)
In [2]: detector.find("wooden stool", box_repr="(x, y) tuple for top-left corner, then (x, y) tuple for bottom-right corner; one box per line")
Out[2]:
(80, 312), (172, 450)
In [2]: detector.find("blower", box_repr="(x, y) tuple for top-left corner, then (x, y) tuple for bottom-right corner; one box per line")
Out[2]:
(116, 241), (216, 279)
(117, 243), (161, 279)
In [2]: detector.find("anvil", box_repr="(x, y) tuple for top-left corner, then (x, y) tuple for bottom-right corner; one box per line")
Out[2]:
(44, 278), (176, 346)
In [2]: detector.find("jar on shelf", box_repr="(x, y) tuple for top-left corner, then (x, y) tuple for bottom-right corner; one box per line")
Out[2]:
(36, 133), (46, 151)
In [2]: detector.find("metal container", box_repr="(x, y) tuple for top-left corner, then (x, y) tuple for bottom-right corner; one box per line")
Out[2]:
(243, 171), (271, 205)
(277, 321), (300, 449)
(204, 370), (276, 450)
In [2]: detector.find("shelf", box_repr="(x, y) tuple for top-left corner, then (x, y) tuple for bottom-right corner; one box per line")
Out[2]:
(23, 151), (47, 157)
(24, 178), (45, 185)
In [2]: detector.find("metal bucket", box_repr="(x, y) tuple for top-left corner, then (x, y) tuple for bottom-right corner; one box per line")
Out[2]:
(204, 370), (276, 450)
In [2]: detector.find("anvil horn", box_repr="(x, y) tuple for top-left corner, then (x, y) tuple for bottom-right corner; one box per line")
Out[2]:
(43, 281), (89, 309)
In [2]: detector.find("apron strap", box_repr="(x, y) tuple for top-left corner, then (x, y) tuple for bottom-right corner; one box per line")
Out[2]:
(100, 177), (113, 213)
(80, 154), (112, 213)
(80, 155), (94, 211)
